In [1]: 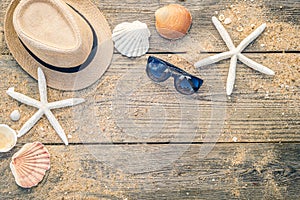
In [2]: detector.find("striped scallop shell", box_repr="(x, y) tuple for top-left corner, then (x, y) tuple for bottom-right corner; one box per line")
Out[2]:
(10, 142), (50, 188)
(112, 21), (151, 57)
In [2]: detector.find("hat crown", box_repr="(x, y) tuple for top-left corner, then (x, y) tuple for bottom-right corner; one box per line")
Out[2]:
(5, 0), (113, 91)
(13, 0), (93, 68)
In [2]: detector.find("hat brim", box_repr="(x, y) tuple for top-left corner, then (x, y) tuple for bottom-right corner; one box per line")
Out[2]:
(4, 0), (113, 91)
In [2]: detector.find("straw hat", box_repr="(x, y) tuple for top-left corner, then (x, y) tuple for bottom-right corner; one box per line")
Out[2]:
(5, 0), (113, 91)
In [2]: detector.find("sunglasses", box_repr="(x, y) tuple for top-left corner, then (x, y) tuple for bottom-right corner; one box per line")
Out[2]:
(146, 56), (204, 95)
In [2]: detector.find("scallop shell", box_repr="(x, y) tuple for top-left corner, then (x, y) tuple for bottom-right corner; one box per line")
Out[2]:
(10, 142), (50, 188)
(155, 4), (192, 40)
(112, 21), (151, 57)
(0, 124), (17, 152)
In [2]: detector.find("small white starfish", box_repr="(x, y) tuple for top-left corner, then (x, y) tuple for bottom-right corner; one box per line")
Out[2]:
(6, 67), (85, 145)
(194, 16), (275, 95)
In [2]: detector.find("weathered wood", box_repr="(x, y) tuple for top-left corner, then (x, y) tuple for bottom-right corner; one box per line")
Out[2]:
(0, 0), (299, 199)
(0, 143), (299, 199)
(0, 0), (300, 54)
(0, 53), (299, 144)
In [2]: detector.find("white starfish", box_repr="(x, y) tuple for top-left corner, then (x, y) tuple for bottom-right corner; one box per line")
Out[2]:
(6, 67), (85, 145)
(194, 16), (275, 95)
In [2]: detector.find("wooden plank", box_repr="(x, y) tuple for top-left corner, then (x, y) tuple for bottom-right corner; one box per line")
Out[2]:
(0, 143), (299, 199)
(0, 53), (299, 144)
(0, 0), (300, 54)
(0, 0), (299, 199)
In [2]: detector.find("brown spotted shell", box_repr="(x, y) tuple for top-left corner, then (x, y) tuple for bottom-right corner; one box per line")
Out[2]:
(10, 142), (50, 188)
(155, 4), (192, 40)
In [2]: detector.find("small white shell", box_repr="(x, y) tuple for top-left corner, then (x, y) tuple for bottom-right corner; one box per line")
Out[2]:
(112, 21), (151, 57)
(224, 18), (232, 25)
(10, 110), (21, 121)
(0, 124), (17, 152)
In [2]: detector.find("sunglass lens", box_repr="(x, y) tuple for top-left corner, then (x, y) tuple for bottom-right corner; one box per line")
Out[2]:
(146, 56), (171, 82)
(174, 76), (204, 95)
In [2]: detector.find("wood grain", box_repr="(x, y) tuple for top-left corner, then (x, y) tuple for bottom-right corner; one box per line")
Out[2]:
(0, 143), (299, 199)
(1, 0), (300, 54)
(0, 0), (299, 199)
(0, 53), (299, 144)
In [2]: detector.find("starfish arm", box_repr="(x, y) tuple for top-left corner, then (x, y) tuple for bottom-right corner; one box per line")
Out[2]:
(48, 98), (85, 109)
(7, 87), (41, 108)
(226, 55), (238, 95)
(236, 23), (266, 52)
(212, 16), (235, 50)
(238, 54), (275, 75)
(194, 51), (233, 67)
(44, 109), (68, 145)
(18, 109), (44, 137)
(38, 68), (48, 103)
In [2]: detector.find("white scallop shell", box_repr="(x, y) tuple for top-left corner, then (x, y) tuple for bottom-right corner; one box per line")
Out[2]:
(0, 124), (17, 152)
(112, 21), (151, 57)
(10, 142), (50, 188)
